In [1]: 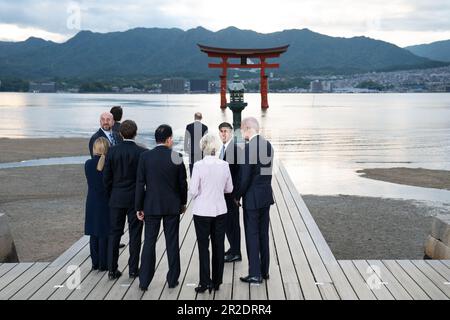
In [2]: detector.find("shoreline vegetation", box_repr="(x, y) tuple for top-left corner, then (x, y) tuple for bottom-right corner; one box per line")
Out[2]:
(0, 138), (449, 261)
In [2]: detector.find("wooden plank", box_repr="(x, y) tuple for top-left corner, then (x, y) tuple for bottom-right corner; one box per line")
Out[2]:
(425, 260), (450, 281)
(410, 260), (450, 299)
(230, 209), (250, 300)
(0, 263), (49, 300)
(0, 263), (17, 279)
(268, 198), (303, 300)
(338, 261), (376, 300)
(441, 260), (450, 268)
(275, 173), (333, 284)
(49, 235), (90, 268)
(366, 260), (413, 300)
(265, 222), (286, 300)
(0, 263), (33, 293)
(277, 163), (357, 300)
(29, 244), (91, 300)
(382, 260), (430, 300)
(277, 162), (336, 264)
(396, 260), (447, 300)
(177, 242), (199, 300)
(273, 176), (330, 299)
(272, 182), (320, 300)
(352, 260), (394, 300)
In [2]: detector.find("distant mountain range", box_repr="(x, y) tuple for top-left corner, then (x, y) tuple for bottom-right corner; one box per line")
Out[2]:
(405, 40), (450, 62)
(0, 26), (447, 80)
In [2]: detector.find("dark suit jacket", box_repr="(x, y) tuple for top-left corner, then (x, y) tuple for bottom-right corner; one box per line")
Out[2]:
(112, 122), (121, 135)
(135, 145), (188, 216)
(103, 140), (147, 208)
(222, 140), (241, 200)
(184, 121), (208, 161)
(235, 135), (275, 210)
(84, 156), (110, 237)
(89, 128), (123, 158)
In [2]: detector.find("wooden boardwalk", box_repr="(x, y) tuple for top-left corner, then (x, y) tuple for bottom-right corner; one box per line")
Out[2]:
(0, 161), (449, 300)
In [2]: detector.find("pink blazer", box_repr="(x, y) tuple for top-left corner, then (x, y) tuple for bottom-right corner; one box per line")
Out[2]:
(189, 156), (233, 217)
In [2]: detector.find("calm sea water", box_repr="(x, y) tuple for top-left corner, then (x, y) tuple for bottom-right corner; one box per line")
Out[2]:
(1, 92), (450, 207)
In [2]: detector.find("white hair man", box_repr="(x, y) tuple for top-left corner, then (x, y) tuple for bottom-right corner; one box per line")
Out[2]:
(234, 117), (274, 284)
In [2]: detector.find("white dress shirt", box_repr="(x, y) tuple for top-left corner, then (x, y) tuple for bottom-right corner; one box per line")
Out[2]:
(189, 155), (233, 217)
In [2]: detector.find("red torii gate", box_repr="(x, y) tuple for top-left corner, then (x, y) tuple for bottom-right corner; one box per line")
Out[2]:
(198, 44), (289, 109)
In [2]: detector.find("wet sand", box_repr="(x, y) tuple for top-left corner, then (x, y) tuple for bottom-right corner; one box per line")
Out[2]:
(0, 138), (89, 163)
(357, 167), (450, 190)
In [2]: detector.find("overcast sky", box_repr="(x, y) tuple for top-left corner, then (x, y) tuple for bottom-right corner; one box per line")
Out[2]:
(1, 0), (450, 47)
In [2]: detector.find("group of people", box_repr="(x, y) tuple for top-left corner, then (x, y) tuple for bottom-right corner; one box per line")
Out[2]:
(85, 106), (274, 294)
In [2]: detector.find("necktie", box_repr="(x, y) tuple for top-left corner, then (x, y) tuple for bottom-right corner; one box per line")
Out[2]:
(109, 132), (116, 145)
(220, 144), (226, 160)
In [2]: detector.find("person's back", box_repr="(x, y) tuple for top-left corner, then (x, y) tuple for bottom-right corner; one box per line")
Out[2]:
(136, 146), (187, 215)
(103, 141), (147, 208)
(136, 124), (187, 291)
(184, 112), (208, 175)
(190, 156), (233, 216)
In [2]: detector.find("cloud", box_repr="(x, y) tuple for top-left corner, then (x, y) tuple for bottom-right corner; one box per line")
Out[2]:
(0, 0), (449, 46)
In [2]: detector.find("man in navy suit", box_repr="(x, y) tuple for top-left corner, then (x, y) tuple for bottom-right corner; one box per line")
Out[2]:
(103, 120), (147, 280)
(89, 112), (123, 158)
(235, 117), (274, 284)
(136, 125), (188, 291)
(218, 122), (242, 263)
(184, 112), (208, 176)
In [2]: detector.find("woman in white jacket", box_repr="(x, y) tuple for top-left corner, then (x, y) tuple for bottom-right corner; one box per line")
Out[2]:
(189, 134), (233, 293)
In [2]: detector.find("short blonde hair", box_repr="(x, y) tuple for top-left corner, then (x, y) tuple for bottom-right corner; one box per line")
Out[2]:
(92, 137), (110, 171)
(200, 134), (219, 156)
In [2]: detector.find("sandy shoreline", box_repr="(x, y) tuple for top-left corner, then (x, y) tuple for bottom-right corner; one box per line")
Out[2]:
(1, 138), (448, 261)
(358, 167), (450, 191)
(0, 137), (89, 163)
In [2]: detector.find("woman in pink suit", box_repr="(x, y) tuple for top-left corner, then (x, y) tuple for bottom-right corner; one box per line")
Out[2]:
(189, 134), (233, 293)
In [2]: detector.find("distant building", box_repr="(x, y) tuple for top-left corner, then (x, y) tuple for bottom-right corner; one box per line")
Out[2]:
(29, 82), (56, 93)
(310, 80), (323, 93)
(161, 78), (185, 93)
(189, 79), (209, 93)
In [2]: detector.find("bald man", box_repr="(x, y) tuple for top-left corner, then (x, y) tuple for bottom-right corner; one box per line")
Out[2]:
(89, 112), (123, 158)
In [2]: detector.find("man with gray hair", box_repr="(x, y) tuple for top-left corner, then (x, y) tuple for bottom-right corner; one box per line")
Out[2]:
(235, 117), (274, 284)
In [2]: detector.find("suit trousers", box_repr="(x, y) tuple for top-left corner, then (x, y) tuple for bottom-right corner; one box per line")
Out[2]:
(108, 207), (143, 274)
(193, 214), (226, 287)
(243, 207), (270, 278)
(90, 236), (108, 269)
(225, 197), (241, 256)
(139, 215), (180, 288)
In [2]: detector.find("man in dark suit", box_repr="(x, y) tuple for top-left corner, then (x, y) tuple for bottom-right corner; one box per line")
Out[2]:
(218, 122), (242, 263)
(136, 125), (188, 291)
(89, 112), (123, 158)
(103, 120), (147, 280)
(235, 117), (274, 284)
(110, 106), (123, 135)
(184, 112), (208, 176)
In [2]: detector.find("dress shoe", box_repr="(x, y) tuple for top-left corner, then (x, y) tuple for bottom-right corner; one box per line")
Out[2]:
(108, 270), (122, 280)
(129, 271), (139, 278)
(213, 284), (221, 291)
(91, 265), (99, 271)
(139, 285), (148, 292)
(224, 254), (242, 263)
(240, 275), (262, 284)
(262, 274), (270, 280)
(168, 281), (179, 289)
(119, 243), (126, 249)
(224, 249), (231, 256)
(195, 284), (212, 294)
